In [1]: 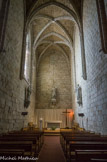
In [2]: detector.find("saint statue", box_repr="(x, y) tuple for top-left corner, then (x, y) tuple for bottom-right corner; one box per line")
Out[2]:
(27, 86), (31, 101)
(51, 87), (57, 105)
(52, 87), (56, 98)
(24, 86), (31, 108)
(76, 84), (82, 105)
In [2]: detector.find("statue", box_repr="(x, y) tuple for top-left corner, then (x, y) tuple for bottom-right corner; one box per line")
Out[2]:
(76, 84), (82, 106)
(52, 87), (57, 98)
(51, 87), (57, 105)
(24, 86), (31, 108)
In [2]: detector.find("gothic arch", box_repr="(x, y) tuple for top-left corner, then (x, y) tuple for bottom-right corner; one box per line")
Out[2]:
(24, 1), (87, 80)
(34, 32), (71, 49)
(31, 15), (73, 46)
(37, 43), (70, 73)
(27, 1), (80, 26)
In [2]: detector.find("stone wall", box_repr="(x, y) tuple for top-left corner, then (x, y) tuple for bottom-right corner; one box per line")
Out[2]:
(72, 0), (107, 135)
(36, 48), (72, 109)
(0, 0), (106, 135)
(0, 0), (36, 133)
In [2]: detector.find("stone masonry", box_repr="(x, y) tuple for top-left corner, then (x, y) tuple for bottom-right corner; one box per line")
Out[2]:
(72, 0), (107, 135)
(0, 0), (107, 135)
(0, 0), (36, 133)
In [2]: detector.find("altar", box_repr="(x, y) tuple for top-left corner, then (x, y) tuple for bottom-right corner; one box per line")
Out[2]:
(45, 121), (62, 129)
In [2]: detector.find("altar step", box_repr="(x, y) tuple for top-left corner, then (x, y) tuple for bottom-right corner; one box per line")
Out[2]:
(44, 130), (60, 136)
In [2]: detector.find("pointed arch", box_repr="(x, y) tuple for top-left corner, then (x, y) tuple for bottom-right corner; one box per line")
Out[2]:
(25, 1), (87, 80)
(31, 15), (73, 46)
(34, 32), (71, 50)
(37, 43), (70, 72)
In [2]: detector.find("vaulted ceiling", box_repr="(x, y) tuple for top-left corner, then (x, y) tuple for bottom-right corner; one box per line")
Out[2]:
(25, 0), (82, 17)
(25, 0), (82, 67)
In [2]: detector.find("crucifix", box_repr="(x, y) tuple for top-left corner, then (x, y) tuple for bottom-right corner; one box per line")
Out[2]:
(62, 109), (70, 128)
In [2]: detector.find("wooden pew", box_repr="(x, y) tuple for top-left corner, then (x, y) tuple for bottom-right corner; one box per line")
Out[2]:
(6, 130), (44, 148)
(0, 149), (25, 156)
(0, 136), (39, 156)
(0, 141), (34, 156)
(0, 129), (44, 161)
(75, 149), (107, 162)
(60, 130), (99, 148)
(60, 130), (107, 162)
(3, 131), (43, 150)
(91, 158), (107, 161)
(61, 134), (103, 156)
(3, 134), (40, 147)
(68, 141), (107, 162)
(64, 136), (107, 156)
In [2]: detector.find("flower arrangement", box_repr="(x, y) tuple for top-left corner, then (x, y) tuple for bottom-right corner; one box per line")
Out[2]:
(51, 126), (56, 130)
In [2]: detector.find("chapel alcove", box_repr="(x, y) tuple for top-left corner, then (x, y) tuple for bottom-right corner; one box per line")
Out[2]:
(35, 45), (72, 128)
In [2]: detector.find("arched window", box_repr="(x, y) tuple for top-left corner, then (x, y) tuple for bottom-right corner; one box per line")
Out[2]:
(96, 0), (107, 53)
(24, 30), (32, 83)
(0, 0), (10, 52)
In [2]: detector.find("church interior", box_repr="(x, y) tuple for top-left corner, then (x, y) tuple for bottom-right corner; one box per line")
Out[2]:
(0, 0), (107, 161)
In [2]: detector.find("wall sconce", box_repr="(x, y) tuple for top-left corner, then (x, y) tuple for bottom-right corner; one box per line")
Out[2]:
(78, 113), (84, 117)
(21, 112), (28, 116)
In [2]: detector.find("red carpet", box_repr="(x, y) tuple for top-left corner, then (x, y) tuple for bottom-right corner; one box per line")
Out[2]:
(37, 136), (66, 162)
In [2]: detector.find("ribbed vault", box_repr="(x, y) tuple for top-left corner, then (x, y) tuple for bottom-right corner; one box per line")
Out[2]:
(25, 0), (87, 80)
(26, 0), (81, 69)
